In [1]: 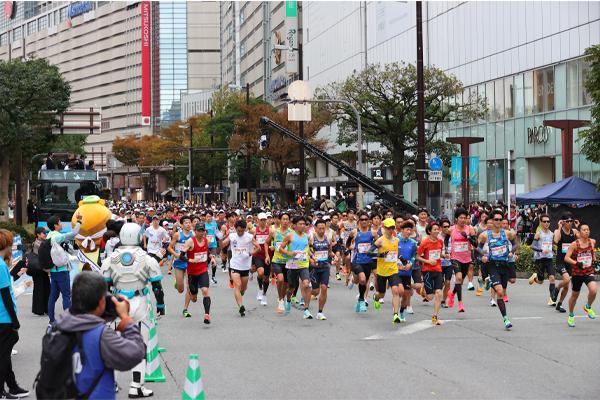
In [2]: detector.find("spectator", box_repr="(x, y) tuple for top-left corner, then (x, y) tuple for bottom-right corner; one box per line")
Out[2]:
(44, 152), (55, 170)
(29, 228), (51, 316)
(27, 199), (37, 226)
(86, 160), (95, 170)
(0, 229), (29, 398)
(54, 272), (146, 400)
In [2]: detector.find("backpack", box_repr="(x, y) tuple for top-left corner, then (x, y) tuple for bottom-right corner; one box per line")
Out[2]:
(37, 239), (54, 271)
(34, 325), (105, 400)
(51, 240), (71, 269)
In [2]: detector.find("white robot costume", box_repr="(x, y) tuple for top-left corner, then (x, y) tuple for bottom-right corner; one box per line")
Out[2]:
(101, 223), (163, 398)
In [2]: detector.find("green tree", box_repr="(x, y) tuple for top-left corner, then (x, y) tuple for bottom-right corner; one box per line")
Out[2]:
(319, 62), (486, 193)
(579, 44), (600, 187)
(0, 58), (71, 223)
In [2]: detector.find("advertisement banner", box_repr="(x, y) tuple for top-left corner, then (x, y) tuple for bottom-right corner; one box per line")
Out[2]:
(285, 0), (298, 75)
(450, 156), (462, 186)
(469, 156), (480, 185)
(140, 1), (151, 126)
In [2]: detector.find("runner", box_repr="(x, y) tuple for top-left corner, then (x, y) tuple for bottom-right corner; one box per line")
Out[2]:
(447, 208), (477, 313)
(502, 217), (518, 303)
(397, 221), (417, 322)
(168, 215), (193, 299)
(528, 213), (557, 306)
(416, 221), (445, 325)
(180, 222), (216, 323)
(372, 218), (403, 324)
(553, 213), (579, 313)
(143, 215), (169, 264)
(220, 220), (261, 317)
(440, 220), (452, 308)
(266, 212), (292, 314)
(348, 212), (376, 313)
(415, 208), (429, 239)
(405, 218), (422, 314)
(253, 212), (272, 306)
(563, 222), (597, 327)
(204, 211), (219, 284)
(478, 210), (517, 330)
(280, 216), (314, 319)
(309, 219), (333, 320)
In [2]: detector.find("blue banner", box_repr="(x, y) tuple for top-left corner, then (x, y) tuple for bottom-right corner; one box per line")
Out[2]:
(450, 156), (462, 186)
(468, 156), (480, 185)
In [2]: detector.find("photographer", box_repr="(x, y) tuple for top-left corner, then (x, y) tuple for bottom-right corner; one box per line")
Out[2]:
(54, 272), (145, 399)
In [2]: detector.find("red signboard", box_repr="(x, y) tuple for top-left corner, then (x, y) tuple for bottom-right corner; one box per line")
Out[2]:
(141, 1), (151, 125)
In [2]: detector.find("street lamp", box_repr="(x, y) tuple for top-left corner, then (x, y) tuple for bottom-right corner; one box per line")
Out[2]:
(179, 123), (193, 203)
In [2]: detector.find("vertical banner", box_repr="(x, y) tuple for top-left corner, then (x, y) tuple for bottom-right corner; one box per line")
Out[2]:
(450, 156), (462, 186)
(468, 156), (480, 185)
(141, 1), (151, 126)
(285, 0), (298, 75)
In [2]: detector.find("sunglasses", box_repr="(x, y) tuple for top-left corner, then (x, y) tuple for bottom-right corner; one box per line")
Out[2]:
(493, 218), (502, 221)
(359, 218), (369, 221)
(542, 220), (550, 223)
(442, 225), (450, 228)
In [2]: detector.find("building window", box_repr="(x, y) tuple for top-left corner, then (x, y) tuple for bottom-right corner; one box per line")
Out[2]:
(567, 60), (579, 108)
(240, 42), (246, 57)
(38, 15), (48, 31)
(59, 7), (68, 23)
(579, 59), (592, 105)
(514, 74), (524, 117)
(524, 72), (534, 115)
(0, 33), (7, 46)
(12, 26), (22, 41)
(533, 66), (554, 113)
(504, 77), (514, 119)
(485, 81), (494, 121)
(27, 21), (36, 36)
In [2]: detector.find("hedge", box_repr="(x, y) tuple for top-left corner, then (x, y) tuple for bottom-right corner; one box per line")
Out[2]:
(0, 221), (35, 245)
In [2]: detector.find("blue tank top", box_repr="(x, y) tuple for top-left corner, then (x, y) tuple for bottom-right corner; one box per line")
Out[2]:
(312, 234), (330, 267)
(205, 221), (218, 249)
(75, 325), (115, 400)
(353, 229), (374, 264)
(487, 229), (509, 262)
(174, 228), (193, 267)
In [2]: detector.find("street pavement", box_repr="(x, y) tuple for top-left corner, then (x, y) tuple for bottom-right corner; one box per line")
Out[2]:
(12, 269), (600, 399)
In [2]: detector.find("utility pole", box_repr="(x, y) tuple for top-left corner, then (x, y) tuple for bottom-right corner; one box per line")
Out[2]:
(298, 43), (305, 196)
(188, 124), (193, 204)
(245, 83), (252, 208)
(416, 1), (427, 207)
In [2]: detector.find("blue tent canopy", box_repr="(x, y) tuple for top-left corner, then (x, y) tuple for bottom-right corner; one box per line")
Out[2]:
(516, 176), (600, 205)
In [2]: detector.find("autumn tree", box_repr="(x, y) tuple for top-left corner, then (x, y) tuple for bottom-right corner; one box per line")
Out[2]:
(579, 45), (600, 187)
(319, 62), (486, 194)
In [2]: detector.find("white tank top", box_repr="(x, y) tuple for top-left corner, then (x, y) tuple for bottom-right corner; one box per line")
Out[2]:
(229, 232), (254, 271)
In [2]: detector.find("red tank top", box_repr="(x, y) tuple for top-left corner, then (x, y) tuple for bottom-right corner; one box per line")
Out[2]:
(254, 225), (270, 259)
(572, 239), (595, 276)
(187, 236), (209, 275)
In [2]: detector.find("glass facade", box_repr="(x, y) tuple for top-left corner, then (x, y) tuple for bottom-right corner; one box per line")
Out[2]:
(159, 1), (188, 126)
(445, 57), (597, 201)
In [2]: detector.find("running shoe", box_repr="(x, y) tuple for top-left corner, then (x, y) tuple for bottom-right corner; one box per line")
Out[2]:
(484, 277), (491, 291)
(335, 273), (341, 281)
(583, 304), (596, 319)
(359, 301), (367, 313)
(503, 295), (509, 302)
(256, 291), (263, 302)
(446, 290), (455, 308)
(303, 309), (313, 319)
(173, 279), (177, 289)
(229, 280), (234, 289)
(299, 298), (305, 307)
(547, 297), (556, 307)
(291, 296), (299, 305)
(556, 303), (566, 313)
(467, 282), (475, 291)
(277, 300), (285, 314)
(457, 301), (465, 313)
(183, 309), (191, 318)
(419, 286), (427, 299)
(373, 295), (381, 311)
(8, 386), (29, 398)
(567, 314), (575, 327)
(316, 312), (327, 320)
(551, 287), (559, 303)
(475, 287), (483, 296)
(503, 316), (512, 330)
(528, 273), (538, 285)
(203, 314), (211, 324)
(399, 312), (406, 322)
(490, 299), (497, 307)
(284, 300), (291, 315)
(379, 298), (385, 304)
(221, 266), (227, 273)
(432, 315), (441, 325)
(392, 313), (401, 324)
(211, 277), (218, 285)
(441, 301), (448, 308)
(261, 296), (268, 306)
(239, 305), (246, 317)
(406, 306), (414, 314)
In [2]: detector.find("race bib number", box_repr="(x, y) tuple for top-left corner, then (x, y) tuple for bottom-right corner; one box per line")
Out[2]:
(577, 254), (592, 267)
(150, 240), (160, 247)
(233, 247), (248, 257)
(453, 242), (469, 253)
(207, 235), (215, 243)
(561, 243), (571, 254)
(429, 249), (441, 261)
(193, 252), (208, 263)
(175, 242), (184, 252)
(491, 245), (507, 257)
(294, 252), (307, 261)
(542, 241), (553, 252)
(314, 250), (328, 262)
(384, 251), (398, 263)
(357, 243), (371, 254)
(256, 235), (268, 245)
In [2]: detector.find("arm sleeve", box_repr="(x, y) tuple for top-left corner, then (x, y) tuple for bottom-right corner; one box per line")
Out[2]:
(100, 323), (146, 371)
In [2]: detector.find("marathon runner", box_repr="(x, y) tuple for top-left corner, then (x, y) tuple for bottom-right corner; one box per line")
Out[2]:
(348, 212), (376, 313)
(372, 218), (403, 324)
(447, 208), (477, 313)
(528, 213), (557, 306)
(266, 212), (292, 314)
(168, 215), (193, 296)
(309, 219), (333, 320)
(253, 212), (271, 306)
(397, 221), (417, 322)
(204, 211), (220, 284)
(416, 221), (445, 325)
(552, 213), (579, 313)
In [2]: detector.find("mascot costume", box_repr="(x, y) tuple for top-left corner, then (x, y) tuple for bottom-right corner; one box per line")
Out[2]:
(101, 222), (164, 398)
(71, 195), (111, 272)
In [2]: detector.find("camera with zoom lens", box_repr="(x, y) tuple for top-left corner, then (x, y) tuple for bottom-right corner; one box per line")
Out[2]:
(102, 293), (124, 321)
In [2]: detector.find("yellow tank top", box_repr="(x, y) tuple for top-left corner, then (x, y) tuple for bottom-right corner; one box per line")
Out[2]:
(376, 235), (399, 277)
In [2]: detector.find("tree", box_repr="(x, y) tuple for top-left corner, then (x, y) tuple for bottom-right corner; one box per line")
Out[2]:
(319, 62), (486, 193)
(579, 44), (600, 187)
(0, 58), (71, 222)
(230, 103), (328, 203)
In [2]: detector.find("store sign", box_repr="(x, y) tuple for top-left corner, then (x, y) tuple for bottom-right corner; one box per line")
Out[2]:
(371, 168), (386, 180)
(285, 0), (298, 75)
(69, 1), (92, 19)
(140, 1), (151, 126)
(527, 125), (549, 144)
(4, 1), (15, 20)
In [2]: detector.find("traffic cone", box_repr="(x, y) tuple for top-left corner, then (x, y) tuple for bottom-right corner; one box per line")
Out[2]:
(144, 303), (166, 382)
(182, 354), (205, 400)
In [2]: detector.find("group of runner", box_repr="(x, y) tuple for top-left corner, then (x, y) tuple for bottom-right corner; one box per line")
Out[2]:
(110, 203), (597, 330)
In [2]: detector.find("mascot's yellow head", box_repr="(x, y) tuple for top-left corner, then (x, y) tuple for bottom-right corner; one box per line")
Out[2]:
(71, 195), (111, 252)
